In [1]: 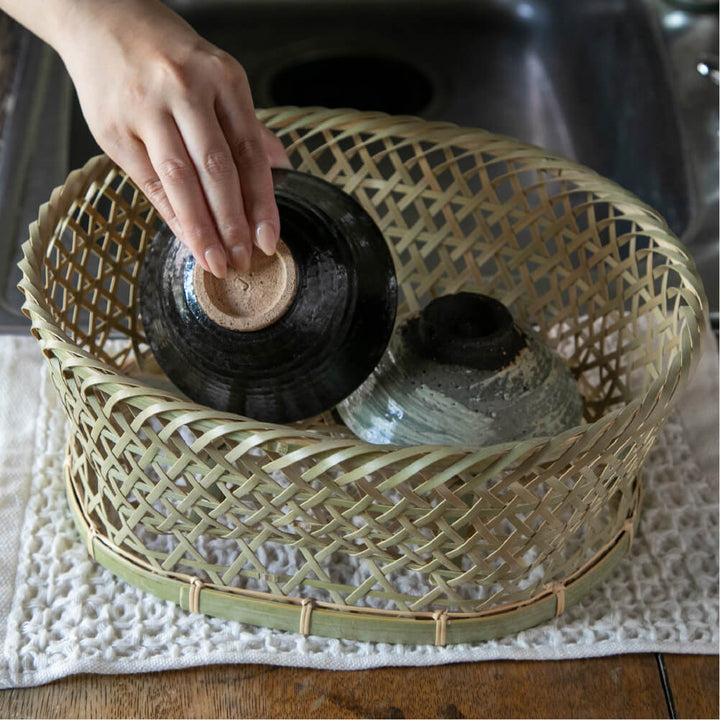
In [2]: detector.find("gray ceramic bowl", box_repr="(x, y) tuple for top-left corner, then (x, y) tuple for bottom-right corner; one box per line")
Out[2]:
(338, 292), (584, 446)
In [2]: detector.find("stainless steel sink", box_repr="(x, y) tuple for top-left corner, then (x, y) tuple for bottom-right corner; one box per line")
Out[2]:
(1, 0), (717, 331)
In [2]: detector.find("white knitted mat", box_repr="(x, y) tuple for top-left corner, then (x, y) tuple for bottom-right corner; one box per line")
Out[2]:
(0, 334), (717, 688)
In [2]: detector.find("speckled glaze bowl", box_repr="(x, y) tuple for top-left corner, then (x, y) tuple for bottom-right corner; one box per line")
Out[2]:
(139, 168), (398, 424)
(338, 292), (584, 446)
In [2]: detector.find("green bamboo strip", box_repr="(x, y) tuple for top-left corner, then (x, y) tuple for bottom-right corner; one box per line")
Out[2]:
(65, 463), (638, 645)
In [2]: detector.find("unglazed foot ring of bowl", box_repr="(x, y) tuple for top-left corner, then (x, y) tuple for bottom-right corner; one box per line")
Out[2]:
(193, 240), (297, 332)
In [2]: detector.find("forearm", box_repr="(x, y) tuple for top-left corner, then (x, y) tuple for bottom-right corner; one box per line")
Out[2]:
(0, 0), (179, 63)
(0, 0), (90, 51)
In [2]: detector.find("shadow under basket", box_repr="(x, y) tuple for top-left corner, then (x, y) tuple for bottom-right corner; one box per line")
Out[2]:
(19, 108), (708, 645)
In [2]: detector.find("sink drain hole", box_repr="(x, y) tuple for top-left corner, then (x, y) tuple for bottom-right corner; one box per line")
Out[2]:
(269, 55), (434, 115)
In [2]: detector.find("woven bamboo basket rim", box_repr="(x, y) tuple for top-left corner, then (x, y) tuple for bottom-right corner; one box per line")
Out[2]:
(64, 449), (642, 645)
(18, 107), (709, 644)
(18, 108), (707, 462)
(18, 150), (706, 465)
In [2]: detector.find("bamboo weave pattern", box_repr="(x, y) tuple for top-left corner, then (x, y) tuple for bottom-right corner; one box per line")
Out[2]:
(19, 108), (707, 641)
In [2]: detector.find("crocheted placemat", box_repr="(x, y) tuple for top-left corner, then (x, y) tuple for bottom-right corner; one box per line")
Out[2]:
(0, 335), (717, 688)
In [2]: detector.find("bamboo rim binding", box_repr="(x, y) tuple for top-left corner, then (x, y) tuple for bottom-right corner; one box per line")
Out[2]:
(64, 454), (643, 645)
(19, 107), (708, 645)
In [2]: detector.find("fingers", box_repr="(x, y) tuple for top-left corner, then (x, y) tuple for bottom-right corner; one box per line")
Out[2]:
(123, 109), (291, 279)
(113, 135), (182, 239)
(133, 107), (289, 277)
(108, 134), (225, 277)
(172, 105), (254, 273)
(216, 92), (281, 258)
(100, 53), (290, 277)
(260, 125), (293, 171)
(142, 113), (231, 277)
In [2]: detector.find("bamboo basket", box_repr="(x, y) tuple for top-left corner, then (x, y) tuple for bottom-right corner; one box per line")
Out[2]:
(18, 108), (708, 645)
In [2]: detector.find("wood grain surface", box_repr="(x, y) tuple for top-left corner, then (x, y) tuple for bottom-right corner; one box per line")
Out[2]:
(1, 654), (717, 719)
(664, 654), (719, 719)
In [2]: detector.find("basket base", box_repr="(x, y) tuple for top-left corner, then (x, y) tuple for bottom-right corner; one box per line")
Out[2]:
(63, 443), (642, 646)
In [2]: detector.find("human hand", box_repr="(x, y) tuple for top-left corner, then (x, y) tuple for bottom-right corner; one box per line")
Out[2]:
(55, 0), (291, 277)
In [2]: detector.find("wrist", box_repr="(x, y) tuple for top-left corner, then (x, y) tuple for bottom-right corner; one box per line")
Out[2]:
(50, 0), (147, 65)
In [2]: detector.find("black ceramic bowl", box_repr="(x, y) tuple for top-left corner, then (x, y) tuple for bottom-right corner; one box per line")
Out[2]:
(139, 169), (398, 424)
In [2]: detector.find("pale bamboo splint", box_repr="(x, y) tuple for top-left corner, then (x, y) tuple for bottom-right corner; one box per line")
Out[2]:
(18, 108), (707, 644)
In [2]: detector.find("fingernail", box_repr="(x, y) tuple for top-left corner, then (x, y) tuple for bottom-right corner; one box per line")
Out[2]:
(230, 244), (251, 273)
(204, 246), (227, 278)
(196, 254), (211, 273)
(255, 221), (277, 256)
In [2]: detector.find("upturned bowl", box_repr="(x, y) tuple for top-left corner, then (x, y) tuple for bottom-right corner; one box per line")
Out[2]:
(339, 292), (584, 446)
(138, 169), (398, 424)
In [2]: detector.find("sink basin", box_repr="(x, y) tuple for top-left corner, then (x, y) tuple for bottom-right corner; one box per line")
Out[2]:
(1, 0), (717, 330)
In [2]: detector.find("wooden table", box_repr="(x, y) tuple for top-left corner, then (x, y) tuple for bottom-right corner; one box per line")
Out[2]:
(1, 653), (716, 718)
